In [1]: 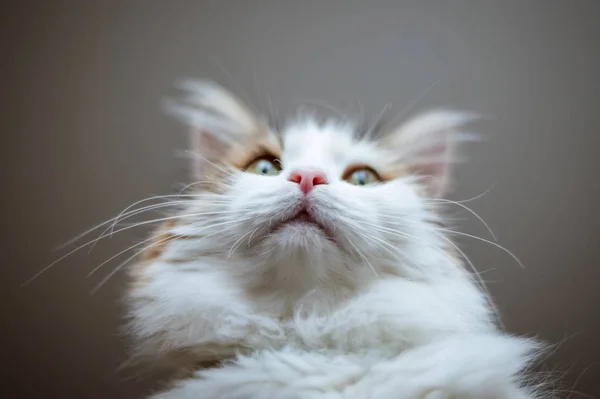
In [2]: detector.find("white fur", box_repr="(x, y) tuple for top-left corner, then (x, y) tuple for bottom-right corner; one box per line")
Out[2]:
(126, 81), (544, 398)
(152, 335), (538, 399)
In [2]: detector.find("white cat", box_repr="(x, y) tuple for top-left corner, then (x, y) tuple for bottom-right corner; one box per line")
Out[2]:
(124, 81), (544, 398)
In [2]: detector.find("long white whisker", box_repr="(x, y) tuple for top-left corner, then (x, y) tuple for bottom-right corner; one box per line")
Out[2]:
(427, 185), (496, 205)
(54, 194), (207, 250)
(343, 233), (379, 279)
(353, 219), (440, 249)
(105, 201), (195, 235)
(363, 103), (391, 140)
(364, 233), (409, 260)
(89, 235), (177, 295)
(434, 232), (504, 328)
(424, 198), (497, 241)
(90, 218), (251, 294)
(351, 215), (504, 323)
(91, 216), (255, 277)
(345, 224), (408, 261)
(22, 210), (251, 287)
(87, 201), (194, 254)
(363, 214), (521, 269)
(167, 215), (256, 237)
(87, 231), (174, 277)
(227, 228), (259, 258)
(106, 195), (207, 235)
(91, 201), (239, 251)
(433, 227), (523, 269)
(178, 180), (224, 194)
(93, 209), (250, 243)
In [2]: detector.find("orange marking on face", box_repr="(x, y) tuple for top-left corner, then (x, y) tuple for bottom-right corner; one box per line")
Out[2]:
(140, 221), (178, 261)
(128, 220), (179, 291)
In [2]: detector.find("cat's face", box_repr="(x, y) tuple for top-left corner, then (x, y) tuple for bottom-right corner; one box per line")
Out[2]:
(159, 81), (475, 287)
(223, 121), (422, 269)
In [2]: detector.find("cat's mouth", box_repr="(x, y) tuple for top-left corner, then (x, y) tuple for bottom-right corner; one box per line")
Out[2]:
(288, 210), (315, 224)
(274, 208), (335, 240)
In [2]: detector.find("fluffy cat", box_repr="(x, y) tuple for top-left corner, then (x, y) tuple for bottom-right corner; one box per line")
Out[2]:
(125, 80), (544, 398)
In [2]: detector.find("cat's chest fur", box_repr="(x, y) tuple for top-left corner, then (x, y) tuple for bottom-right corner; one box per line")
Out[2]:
(129, 255), (494, 366)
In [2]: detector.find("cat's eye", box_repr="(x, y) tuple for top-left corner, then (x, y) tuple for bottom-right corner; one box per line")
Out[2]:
(244, 156), (282, 176)
(344, 167), (380, 186)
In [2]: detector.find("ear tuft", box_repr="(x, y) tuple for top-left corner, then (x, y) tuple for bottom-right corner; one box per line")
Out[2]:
(382, 109), (480, 197)
(164, 80), (265, 178)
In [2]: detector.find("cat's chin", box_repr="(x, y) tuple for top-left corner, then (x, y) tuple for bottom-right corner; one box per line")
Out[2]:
(270, 210), (336, 243)
(265, 220), (338, 255)
(276, 222), (329, 242)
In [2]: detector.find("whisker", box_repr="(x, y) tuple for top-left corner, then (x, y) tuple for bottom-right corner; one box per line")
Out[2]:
(108, 195), (203, 232)
(23, 210), (251, 287)
(93, 201), (241, 250)
(86, 201), (195, 254)
(353, 93), (365, 133)
(227, 228), (259, 258)
(363, 103), (392, 140)
(423, 198), (497, 241)
(106, 193), (238, 234)
(265, 91), (279, 132)
(384, 78), (442, 131)
(433, 227), (523, 269)
(168, 213), (254, 236)
(364, 213), (522, 269)
(105, 201), (195, 235)
(350, 217), (503, 320)
(433, 231), (504, 328)
(178, 180), (224, 194)
(92, 217), (255, 277)
(353, 219), (441, 249)
(343, 233), (379, 279)
(87, 231), (175, 277)
(350, 228), (409, 261)
(94, 209), (252, 243)
(90, 218), (255, 294)
(89, 235), (177, 295)
(426, 185), (496, 205)
(55, 197), (200, 251)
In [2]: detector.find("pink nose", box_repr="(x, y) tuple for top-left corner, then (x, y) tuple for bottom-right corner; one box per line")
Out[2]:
(288, 170), (328, 194)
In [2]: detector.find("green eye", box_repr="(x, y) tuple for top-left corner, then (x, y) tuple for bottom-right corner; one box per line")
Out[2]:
(345, 167), (380, 186)
(245, 156), (282, 176)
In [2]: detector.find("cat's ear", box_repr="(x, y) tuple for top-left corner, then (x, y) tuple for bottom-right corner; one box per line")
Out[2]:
(382, 110), (478, 197)
(164, 80), (267, 178)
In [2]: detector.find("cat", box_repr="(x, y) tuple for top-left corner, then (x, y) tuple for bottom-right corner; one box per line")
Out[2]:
(124, 80), (544, 398)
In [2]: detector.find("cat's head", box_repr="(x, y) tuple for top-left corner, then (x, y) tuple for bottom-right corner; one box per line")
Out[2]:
(147, 81), (476, 291)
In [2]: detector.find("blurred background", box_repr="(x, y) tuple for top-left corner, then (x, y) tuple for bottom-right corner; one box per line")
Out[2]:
(3, 1), (600, 398)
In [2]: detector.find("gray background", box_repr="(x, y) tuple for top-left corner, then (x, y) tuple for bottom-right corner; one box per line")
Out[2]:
(3, 1), (600, 398)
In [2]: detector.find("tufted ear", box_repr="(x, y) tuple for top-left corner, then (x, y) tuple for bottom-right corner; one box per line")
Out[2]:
(382, 110), (479, 197)
(164, 80), (270, 178)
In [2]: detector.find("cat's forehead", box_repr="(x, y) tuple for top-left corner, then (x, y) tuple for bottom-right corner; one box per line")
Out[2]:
(281, 120), (378, 171)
